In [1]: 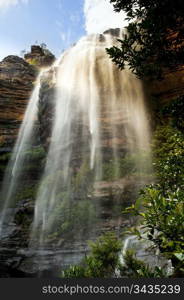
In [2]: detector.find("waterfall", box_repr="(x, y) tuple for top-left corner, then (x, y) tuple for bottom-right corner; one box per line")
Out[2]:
(0, 72), (43, 236)
(30, 31), (151, 248)
(0, 30), (152, 267)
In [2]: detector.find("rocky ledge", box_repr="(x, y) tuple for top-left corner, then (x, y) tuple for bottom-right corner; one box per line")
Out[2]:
(24, 45), (55, 68)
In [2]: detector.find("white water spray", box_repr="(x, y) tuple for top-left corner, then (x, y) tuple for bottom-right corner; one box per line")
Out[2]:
(0, 30), (151, 256)
(30, 31), (151, 247)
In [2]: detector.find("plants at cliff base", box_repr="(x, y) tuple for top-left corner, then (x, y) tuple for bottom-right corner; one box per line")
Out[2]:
(61, 232), (122, 278)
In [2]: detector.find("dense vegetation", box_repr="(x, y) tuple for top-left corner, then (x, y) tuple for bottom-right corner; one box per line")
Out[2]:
(62, 233), (121, 278)
(125, 96), (184, 277)
(107, 0), (184, 79)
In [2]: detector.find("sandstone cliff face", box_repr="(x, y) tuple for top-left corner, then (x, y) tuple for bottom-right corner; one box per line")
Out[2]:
(0, 56), (37, 151)
(0, 46), (55, 180)
(24, 45), (55, 68)
(0, 49), (54, 277)
(148, 66), (184, 103)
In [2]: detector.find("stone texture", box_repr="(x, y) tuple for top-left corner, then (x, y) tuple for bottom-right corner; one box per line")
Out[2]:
(0, 55), (37, 151)
(0, 50), (54, 276)
(0, 46), (55, 181)
(24, 45), (55, 68)
(148, 66), (184, 103)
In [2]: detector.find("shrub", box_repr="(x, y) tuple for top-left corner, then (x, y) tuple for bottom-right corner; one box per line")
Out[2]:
(120, 250), (166, 278)
(124, 187), (184, 277)
(61, 233), (122, 278)
(152, 125), (184, 192)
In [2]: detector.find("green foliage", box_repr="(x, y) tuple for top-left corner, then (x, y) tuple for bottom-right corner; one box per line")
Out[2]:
(72, 160), (94, 195)
(62, 233), (122, 278)
(102, 157), (134, 180)
(61, 265), (86, 278)
(160, 96), (184, 131)
(107, 0), (184, 79)
(46, 198), (96, 240)
(15, 185), (38, 202)
(23, 146), (46, 161)
(122, 100), (184, 277)
(18, 146), (46, 174)
(85, 233), (122, 277)
(62, 233), (167, 278)
(102, 152), (151, 181)
(120, 250), (166, 278)
(8, 147), (45, 204)
(124, 187), (184, 276)
(39, 161), (96, 241)
(152, 97), (184, 192)
(152, 125), (184, 191)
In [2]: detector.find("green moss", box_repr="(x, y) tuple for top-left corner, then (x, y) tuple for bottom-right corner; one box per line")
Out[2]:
(45, 197), (96, 240)
(160, 96), (184, 131)
(72, 160), (93, 195)
(35, 160), (97, 242)
(15, 185), (38, 202)
(102, 153), (151, 181)
(102, 161), (118, 180)
(15, 146), (46, 174)
(23, 146), (46, 161)
(152, 125), (184, 191)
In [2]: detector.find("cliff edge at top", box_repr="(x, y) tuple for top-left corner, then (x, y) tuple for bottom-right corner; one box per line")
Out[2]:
(24, 45), (55, 68)
(0, 46), (55, 181)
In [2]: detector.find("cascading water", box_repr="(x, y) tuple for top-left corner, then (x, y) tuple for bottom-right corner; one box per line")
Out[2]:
(0, 73), (43, 237)
(30, 30), (151, 247)
(0, 29), (152, 273)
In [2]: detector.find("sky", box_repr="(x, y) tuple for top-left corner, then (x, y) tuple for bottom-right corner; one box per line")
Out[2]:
(0, 0), (127, 60)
